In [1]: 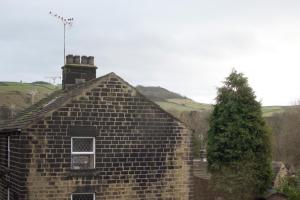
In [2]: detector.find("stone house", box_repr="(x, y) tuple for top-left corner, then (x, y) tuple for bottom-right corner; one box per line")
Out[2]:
(0, 55), (192, 200)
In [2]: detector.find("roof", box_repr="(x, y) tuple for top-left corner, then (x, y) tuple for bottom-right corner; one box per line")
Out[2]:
(0, 72), (188, 133)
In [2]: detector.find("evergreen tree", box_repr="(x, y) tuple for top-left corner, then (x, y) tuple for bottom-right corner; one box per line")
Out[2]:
(207, 70), (272, 199)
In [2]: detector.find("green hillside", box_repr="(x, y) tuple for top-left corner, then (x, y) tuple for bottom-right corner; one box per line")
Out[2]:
(136, 85), (187, 101)
(0, 81), (56, 92)
(136, 85), (287, 117)
(155, 99), (212, 112)
(262, 106), (286, 117)
(136, 85), (212, 112)
(0, 82), (59, 118)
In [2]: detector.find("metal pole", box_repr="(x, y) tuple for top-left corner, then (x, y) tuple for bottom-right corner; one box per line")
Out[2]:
(49, 11), (73, 65)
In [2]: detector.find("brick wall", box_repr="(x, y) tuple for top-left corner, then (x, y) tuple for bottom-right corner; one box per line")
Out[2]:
(62, 65), (97, 89)
(0, 135), (7, 200)
(0, 135), (7, 171)
(0, 132), (28, 200)
(15, 74), (192, 199)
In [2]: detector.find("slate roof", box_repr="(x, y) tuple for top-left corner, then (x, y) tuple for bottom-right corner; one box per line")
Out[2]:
(0, 73), (111, 132)
(0, 72), (187, 133)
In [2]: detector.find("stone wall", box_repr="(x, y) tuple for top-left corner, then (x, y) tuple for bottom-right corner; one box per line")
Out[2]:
(0, 135), (7, 200)
(62, 55), (97, 89)
(11, 74), (192, 199)
(0, 131), (28, 200)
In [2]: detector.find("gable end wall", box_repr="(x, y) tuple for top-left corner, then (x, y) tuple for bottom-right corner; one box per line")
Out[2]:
(18, 75), (192, 200)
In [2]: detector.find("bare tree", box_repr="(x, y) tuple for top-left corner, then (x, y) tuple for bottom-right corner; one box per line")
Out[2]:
(267, 103), (300, 169)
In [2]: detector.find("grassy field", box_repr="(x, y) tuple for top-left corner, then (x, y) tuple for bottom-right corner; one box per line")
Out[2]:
(156, 98), (212, 112)
(261, 106), (286, 117)
(156, 98), (287, 117)
(0, 82), (59, 111)
(0, 82), (57, 92)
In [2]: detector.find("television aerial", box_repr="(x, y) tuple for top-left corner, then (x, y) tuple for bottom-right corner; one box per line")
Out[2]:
(49, 11), (74, 64)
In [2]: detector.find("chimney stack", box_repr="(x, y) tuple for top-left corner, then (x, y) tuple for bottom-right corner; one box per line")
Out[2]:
(62, 54), (97, 89)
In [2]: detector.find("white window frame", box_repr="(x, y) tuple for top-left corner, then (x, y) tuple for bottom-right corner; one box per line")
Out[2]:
(7, 136), (10, 168)
(7, 187), (10, 200)
(71, 137), (95, 169)
(71, 192), (95, 200)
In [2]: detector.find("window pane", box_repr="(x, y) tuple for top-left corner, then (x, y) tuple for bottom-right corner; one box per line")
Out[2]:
(71, 154), (94, 169)
(72, 193), (94, 200)
(72, 138), (94, 152)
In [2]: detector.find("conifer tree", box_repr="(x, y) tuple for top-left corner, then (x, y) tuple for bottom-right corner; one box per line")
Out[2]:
(207, 70), (272, 199)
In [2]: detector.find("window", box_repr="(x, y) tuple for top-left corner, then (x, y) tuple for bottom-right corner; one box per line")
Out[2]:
(71, 137), (95, 169)
(71, 193), (95, 200)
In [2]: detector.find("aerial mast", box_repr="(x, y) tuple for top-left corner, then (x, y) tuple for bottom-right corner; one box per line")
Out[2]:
(49, 11), (74, 64)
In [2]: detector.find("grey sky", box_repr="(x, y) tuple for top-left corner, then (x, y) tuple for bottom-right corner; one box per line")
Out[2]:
(1, 0), (300, 105)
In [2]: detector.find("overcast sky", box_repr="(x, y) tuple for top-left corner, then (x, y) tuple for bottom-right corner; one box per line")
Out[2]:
(1, 0), (300, 106)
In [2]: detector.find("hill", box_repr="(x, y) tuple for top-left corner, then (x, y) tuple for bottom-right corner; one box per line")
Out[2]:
(0, 81), (59, 119)
(136, 85), (187, 101)
(262, 106), (287, 117)
(136, 85), (212, 112)
(136, 86), (287, 116)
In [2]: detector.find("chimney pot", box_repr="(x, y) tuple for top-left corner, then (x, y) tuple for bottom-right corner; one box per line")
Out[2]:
(81, 56), (88, 64)
(88, 56), (94, 65)
(73, 55), (80, 64)
(66, 54), (74, 64)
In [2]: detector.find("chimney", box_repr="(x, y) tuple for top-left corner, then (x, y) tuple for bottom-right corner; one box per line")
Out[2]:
(62, 54), (97, 89)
